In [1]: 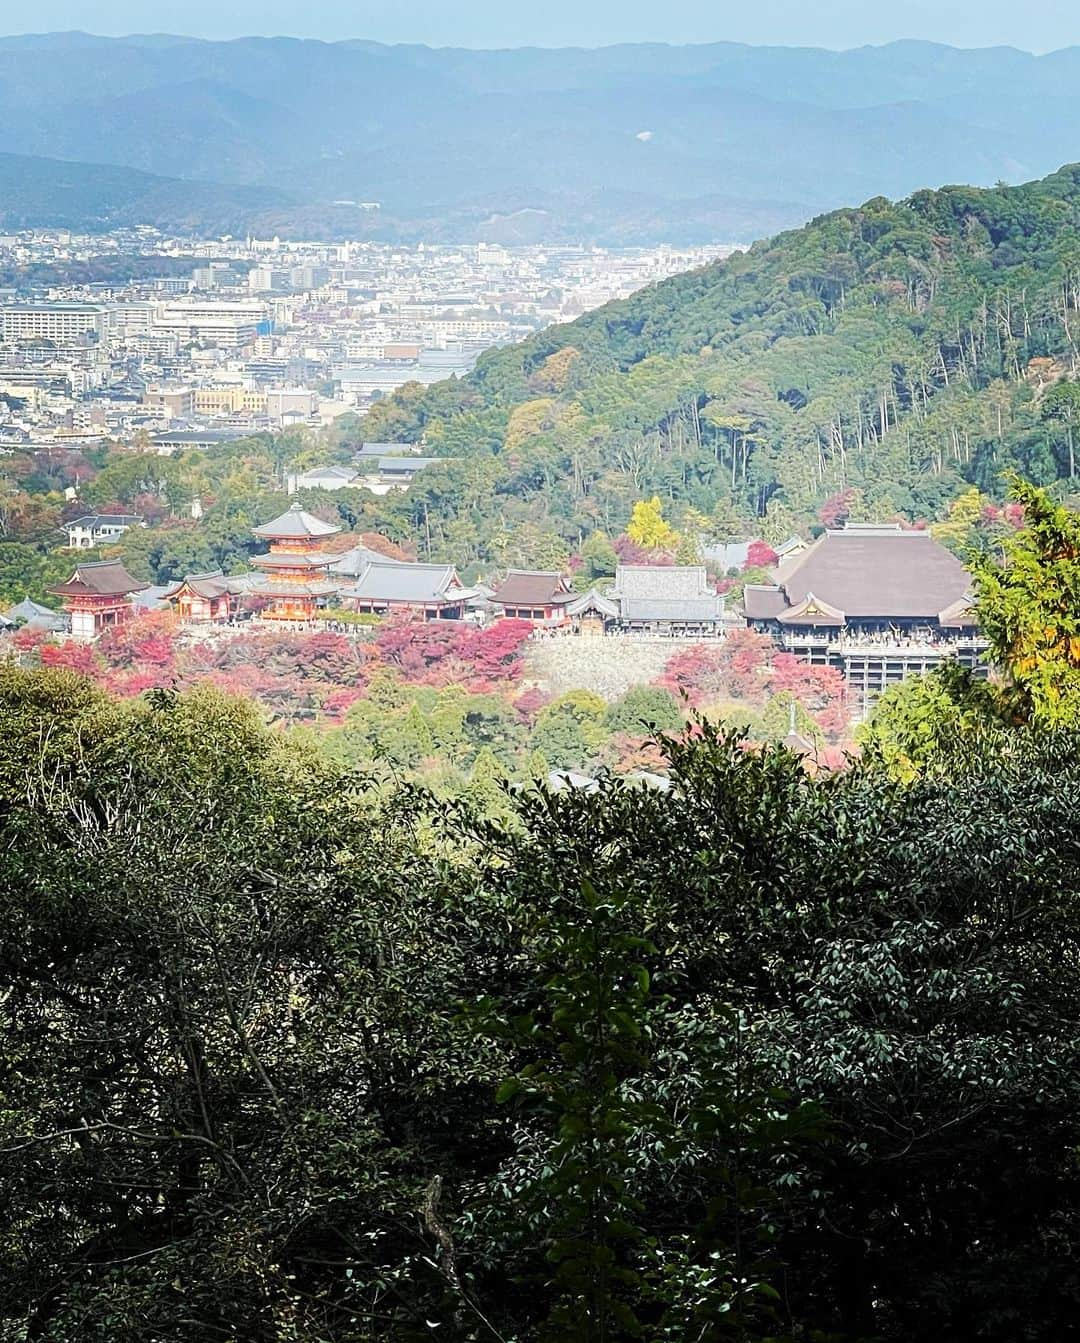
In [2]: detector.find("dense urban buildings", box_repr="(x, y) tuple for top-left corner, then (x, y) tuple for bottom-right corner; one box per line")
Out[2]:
(0, 230), (732, 448)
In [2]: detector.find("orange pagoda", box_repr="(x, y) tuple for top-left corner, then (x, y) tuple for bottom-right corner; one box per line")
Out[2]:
(249, 502), (343, 621)
(49, 558), (148, 641)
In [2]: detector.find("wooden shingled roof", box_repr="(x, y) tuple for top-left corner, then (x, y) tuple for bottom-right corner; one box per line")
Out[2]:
(491, 569), (573, 607)
(49, 559), (148, 598)
(744, 526), (973, 622)
(162, 571), (246, 600)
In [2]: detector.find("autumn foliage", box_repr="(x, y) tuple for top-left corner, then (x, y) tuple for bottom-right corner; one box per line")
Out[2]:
(375, 617), (533, 690)
(658, 629), (775, 706)
(744, 539), (778, 570)
(40, 641), (103, 679)
(21, 613), (535, 725)
(770, 653), (848, 737)
(98, 611), (179, 670)
(19, 602), (848, 771)
(613, 534), (673, 567)
(658, 629), (848, 740)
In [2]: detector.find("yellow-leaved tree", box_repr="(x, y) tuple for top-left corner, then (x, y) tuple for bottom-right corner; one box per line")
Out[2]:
(931, 486), (987, 555)
(626, 496), (679, 552)
(529, 345), (582, 394)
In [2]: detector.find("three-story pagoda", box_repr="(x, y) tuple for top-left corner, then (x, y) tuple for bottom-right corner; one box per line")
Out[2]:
(249, 502), (343, 621)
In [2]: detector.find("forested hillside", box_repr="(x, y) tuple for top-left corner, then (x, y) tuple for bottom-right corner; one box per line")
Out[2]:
(359, 165), (1080, 563)
(5, 491), (1080, 1341)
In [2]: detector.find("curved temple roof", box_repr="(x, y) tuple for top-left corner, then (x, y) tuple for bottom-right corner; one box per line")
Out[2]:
(253, 501), (341, 541)
(745, 526), (975, 624)
(162, 570), (248, 601)
(491, 570), (573, 607)
(49, 559), (148, 599)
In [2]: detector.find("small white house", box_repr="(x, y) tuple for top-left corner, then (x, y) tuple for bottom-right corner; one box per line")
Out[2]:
(61, 514), (144, 550)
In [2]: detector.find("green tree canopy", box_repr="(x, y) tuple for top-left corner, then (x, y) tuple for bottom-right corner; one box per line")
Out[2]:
(604, 684), (685, 736)
(6, 651), (1080, 1340)
(969, 473), (1080, 725)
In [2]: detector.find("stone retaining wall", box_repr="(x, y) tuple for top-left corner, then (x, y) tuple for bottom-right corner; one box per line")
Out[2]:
(525, 635), (716, 702)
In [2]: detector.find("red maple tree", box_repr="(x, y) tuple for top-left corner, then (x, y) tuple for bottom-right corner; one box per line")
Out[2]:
(770, 653), (848, 737)
(658, 629), (774, 706)
(375, 617), (532, 691)
(744, 539), (778, 570)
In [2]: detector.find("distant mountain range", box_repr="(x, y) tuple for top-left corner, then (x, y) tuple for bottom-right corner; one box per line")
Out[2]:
(0, 153), (292, 234)
(3, 33), (1080, 242)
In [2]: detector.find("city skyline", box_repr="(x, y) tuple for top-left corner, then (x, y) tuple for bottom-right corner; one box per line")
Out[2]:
(4, 0), (1080, 55)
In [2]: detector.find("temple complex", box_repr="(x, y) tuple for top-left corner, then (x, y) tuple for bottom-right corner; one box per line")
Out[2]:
(49, 559), (148, 640)
(341, 561), (475, 619)
(743, 524), (987, 696)
(609, 565), (724, 635)
(248, 503), (343, 621)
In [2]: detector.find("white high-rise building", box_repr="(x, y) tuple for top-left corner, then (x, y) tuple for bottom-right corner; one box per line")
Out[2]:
(0, 302), (104, 343)
(151, 299), (268, 346)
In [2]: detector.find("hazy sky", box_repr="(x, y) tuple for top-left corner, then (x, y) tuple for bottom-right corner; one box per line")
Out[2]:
(5, 0), (1080, 53)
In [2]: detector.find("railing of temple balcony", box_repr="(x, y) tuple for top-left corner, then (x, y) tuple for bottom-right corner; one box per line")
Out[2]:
(778, 633), (834, 649)
(780, 631), (990, 656)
